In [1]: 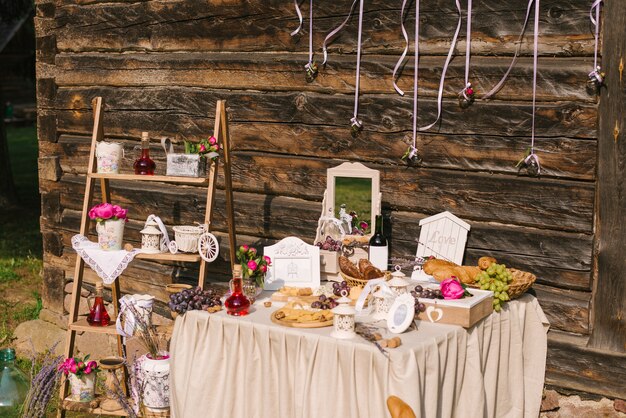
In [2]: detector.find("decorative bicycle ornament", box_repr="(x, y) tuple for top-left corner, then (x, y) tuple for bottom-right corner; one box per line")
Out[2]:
(168, 223), (219, 263)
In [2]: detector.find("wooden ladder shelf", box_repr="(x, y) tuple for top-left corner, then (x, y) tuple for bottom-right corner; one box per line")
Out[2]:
(58, 97), (237, 417)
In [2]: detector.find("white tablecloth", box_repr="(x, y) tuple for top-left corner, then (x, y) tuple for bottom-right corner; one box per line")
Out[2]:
(170, 293), (549, 418)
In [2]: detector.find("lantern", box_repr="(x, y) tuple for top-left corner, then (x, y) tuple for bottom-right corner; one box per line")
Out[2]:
(371, 283), (396, 321)
(331, 290), (356, 339)
(387, 266), (411, 296)
(140, 218), (163, 253)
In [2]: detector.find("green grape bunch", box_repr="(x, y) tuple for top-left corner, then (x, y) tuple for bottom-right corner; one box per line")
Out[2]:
(476, 263), (513, 312)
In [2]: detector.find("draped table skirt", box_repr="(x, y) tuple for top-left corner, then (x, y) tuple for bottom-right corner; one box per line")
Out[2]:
(170, 293), (549, 418)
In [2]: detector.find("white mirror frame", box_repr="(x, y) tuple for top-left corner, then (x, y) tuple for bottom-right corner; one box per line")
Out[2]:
(386, 293), (416, 334)
(315, 162), (381, 244)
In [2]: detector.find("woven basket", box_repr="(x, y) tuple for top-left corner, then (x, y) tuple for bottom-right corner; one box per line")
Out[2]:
(468, 268), (536, 299)
(172, 225), (203, 252)
(340, 271), (389, 288)
(165, 283), (193, 295)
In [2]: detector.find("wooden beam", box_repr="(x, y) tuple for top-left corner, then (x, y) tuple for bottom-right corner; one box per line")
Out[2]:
(589, 0), (626, 353)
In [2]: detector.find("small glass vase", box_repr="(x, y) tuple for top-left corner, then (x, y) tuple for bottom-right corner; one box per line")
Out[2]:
(242, 278), (259, 304)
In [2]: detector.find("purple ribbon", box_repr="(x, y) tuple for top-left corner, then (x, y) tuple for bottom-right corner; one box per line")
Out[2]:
(392, 0), (410, 96)
(459, 0), (473, 101)
(418, 0), (462, 131)
(290, 0), (304, 36)
(322, 0), (359, 65)
(590, 0), (603, 76)
(351, 0), (365, 128)
(483, 0), (535, 99)
(528, 0), (541, 174)
(411, 0), (420, 150)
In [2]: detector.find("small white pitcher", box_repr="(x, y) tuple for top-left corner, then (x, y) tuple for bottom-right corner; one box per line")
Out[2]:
(116, 294), (155, 337)
(96, 141), (123, 174)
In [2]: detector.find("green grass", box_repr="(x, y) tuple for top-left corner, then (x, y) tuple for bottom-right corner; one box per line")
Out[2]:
(334, 177), (373, 233)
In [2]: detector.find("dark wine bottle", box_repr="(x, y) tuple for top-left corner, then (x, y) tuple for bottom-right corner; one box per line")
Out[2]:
(368, 215), (388, 271)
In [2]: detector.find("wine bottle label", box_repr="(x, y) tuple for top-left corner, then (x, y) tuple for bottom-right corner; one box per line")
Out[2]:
(369, 245), (388, 271)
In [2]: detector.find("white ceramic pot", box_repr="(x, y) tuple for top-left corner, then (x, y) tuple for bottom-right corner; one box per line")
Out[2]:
(96, 141), (123, 174)
(96, 218), (125, 251)
(139, 355), (170, 412)
(68, 373), (96, 402)
(116, 294), (155, 338)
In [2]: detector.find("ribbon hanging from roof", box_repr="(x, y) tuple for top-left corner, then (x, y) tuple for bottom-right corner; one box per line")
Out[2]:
(587, 0), (604, 92)
(482, 0), (535, 99)
(291, 0), (318, 82)
(321, 0), (364, 136)
(458, 0), (475, 108)
(515, 0), (541, 176)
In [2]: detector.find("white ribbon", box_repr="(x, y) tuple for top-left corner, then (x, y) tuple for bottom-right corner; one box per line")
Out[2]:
(482, 0), (535, 99)
(590, 0), (602, 71)
(145, 214), (170, 252)
(410, 0), (420, 153)
(418, 0), (462, 131)
(528, 0), (540, 174)
(459, 0), (473, 101)
(322, 0), (359, 65)
(290, 0), (304, 36)
(392, 0), (410, 96)
(351, 0), (365, 129)
(355, 278), (393, 313)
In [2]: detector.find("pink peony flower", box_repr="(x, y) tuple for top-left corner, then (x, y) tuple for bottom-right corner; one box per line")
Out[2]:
(440, 278), (465, 300)
(88, 208), (97, 220)
(249, 247), (257, 255)
(78, 361), (84, 369)
(116, 208), (128, 220)
(263, 255), (271, 265)
(69, 364), (77, 374)
(240, 245), (249, 252)
(199, 144), (207, 152)
(98, 205), (114, 220)
(88, 361), (97, 369)
(247, 260), (258, 271)
(214, 144), (220, 151)
(209, 136), (217, 145)
(260, 264), (267, 273)
(84, 366), (92, 374)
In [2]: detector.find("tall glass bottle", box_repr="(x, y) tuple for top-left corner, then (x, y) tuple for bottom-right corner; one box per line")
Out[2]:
(368, 215), (388, 271)
(0, 348), (29, 415)
(87, 282), (111, 326)
(134, 132), (156, 175)
(225, 264), (250, 316)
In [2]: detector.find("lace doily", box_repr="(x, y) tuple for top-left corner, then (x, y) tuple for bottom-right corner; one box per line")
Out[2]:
(72, 235), (142, 284)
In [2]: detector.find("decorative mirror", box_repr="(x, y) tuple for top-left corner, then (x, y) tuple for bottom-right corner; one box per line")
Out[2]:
(386, 293), (416, 334)
(315, 162), (381, 244)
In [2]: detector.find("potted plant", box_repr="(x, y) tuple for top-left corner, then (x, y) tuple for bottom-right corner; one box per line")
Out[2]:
(89, 203), (128, 251)
(166, 136), (220, 177)
(58, 355), (99, 402)
(235, 245), (271, 303)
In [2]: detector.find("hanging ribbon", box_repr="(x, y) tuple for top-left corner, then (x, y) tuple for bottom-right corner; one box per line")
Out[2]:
(322, 0), (359, 65)
(482, 0), (535, 99)
(406, 0), (421, 160)
(588, 0), (604, 88)
(290, 0), (304, 36)
(418, 0), (462, 131)
(459, 0), (475, 107)
(515, 0), (541, 176)
(392, 0), (410, 96)
(350, 0), (365, 135)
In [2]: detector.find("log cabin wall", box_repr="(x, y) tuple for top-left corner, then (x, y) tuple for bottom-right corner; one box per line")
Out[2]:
(34, 0), (625, 398)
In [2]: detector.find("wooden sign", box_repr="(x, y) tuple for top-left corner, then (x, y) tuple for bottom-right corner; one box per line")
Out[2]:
(264, 237), (321, 290)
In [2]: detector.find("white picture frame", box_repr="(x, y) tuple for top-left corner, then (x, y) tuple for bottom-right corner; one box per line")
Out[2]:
(263, 237), (321, 290)
(386, 293), (416, 334)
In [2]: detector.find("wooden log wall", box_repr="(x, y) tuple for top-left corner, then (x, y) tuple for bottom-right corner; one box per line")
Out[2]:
(34, 0), (625, 398)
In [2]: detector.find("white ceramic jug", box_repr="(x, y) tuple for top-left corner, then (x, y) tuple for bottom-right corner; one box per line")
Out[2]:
(95, 141), (123, 174)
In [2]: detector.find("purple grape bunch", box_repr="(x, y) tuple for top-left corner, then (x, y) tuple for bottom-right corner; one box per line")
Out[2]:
(410, 284), (443, 314)
(310, 294), (339, 310)
(315, 235), (342, 252)
(168, 286), (222, 315)
(332, 280), (350, 297)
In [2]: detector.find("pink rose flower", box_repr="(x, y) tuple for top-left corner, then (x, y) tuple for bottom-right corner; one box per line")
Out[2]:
(247, 260), (258, 271)
(440, 278), (465, 300)
(209, 136), (217, 145)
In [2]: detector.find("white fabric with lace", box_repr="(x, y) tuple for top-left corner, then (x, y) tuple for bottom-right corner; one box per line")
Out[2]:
(72, 234), (142, 284)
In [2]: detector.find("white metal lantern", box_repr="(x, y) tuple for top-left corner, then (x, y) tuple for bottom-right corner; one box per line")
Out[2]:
(388, 266), (411, 296)
(140, 219), (163, 254)
(371, 283), (396, 321)
(331, 290), (356, 339)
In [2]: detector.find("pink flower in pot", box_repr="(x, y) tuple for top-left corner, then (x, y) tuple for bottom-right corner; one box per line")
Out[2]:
(440, 278), (465, 300)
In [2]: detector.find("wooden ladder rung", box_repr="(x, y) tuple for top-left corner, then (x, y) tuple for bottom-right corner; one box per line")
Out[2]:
(69, 318), (120, 335)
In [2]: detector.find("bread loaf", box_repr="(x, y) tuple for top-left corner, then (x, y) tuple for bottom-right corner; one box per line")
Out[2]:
(387, 396), (417, 418)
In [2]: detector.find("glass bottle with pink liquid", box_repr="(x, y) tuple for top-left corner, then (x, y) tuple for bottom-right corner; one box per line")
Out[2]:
(134, 131), (156, 175)
(87, 281), (111, 326)
(225, 264), (250, 316)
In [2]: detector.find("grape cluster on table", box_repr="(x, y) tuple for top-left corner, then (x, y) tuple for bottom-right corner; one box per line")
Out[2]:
(315, 235), (342, 252)
(332, 281), (351, 297)
(311, 294), (339, 310)
(410, 284), (443, 314)
(168, 286), (222, 314)
(476, 263), (512, 312)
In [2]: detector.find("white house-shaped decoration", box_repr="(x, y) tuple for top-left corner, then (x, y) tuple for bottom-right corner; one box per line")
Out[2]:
(412, 211), (470, 275)
(264, 237), (321, 290)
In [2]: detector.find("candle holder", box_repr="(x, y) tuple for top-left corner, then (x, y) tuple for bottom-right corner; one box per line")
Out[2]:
(387, 266), (411, 296)
(331, 290), (356, 339)
(99, 356), (125, 412)
(140, 218), (163, 253)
